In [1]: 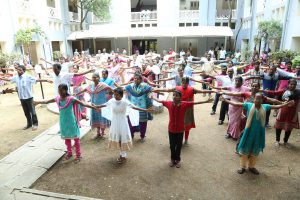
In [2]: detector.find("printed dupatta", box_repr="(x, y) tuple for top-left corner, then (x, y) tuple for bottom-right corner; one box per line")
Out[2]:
(245, 103), (266, 129)
(86, 82), (111, 94)
(125, 82), (152, 97)
(55, 96), (81, 128)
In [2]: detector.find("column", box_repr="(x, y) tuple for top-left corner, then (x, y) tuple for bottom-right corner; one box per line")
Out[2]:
(199, 0), (209, 25)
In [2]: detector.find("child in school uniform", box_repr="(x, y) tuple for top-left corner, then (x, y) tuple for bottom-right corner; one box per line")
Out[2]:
(34, 84), (98, 162)
(151, 90), (212, 168)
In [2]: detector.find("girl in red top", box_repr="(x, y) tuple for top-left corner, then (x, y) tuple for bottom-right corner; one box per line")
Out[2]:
(151, 90), (212, 168)
(155, 77), (215, 145)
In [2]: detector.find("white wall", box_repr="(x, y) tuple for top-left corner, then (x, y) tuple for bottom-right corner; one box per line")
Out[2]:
(157, 0), (179, 27)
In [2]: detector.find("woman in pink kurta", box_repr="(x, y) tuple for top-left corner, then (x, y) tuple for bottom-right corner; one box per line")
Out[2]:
(226, 76), (249, 139)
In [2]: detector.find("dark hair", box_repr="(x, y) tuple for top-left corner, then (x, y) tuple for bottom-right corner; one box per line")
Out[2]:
(288, 78), (297, 85)
(53, 63), (62, 70)
(18, 65), (26, 72)
(251, 82), (260, 88)
(174, 90), (182, 97)
(182, 77), (190, 84)
(253, 61), (260, 66)
(286, 61), (292, 65)
(74, 65), (80, 69)
(235, 76), (243, 84)
(102, 69), (109, 75)
(58, 84), (70, 96)
(134, 73), (143, 80)
(113, 87), (124, 97)
(92, 72), (100, 78)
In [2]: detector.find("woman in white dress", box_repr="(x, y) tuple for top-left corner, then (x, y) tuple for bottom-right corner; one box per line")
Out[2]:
(95, 87), (152, 164)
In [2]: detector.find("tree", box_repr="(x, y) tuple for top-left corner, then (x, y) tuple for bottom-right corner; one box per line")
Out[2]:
(234, 18), (243, 50)
(226, 0), (234, 51)
(15, 24), (48, 61)
(257, 20), (282, 52)
(71, 0), (111, 30)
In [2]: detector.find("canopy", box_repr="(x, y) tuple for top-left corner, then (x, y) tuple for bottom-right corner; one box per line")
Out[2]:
(67, 26), (233, 40)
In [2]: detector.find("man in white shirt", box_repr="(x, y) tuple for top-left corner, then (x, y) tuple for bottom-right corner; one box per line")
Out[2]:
(219, 47), (226, 60)
(45, 63), (94, 96)
(0, 65), (44, 130)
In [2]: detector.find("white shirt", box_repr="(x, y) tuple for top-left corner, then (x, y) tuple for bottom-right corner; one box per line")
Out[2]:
(216, 75), (234, 98)
(11, 74), (37, 99)
(220, 50), (226, 59)
(50, 73), (74, 96)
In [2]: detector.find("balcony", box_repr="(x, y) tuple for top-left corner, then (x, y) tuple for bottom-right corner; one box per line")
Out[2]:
(69, 12), (80, 22)
(179, 10), (199, 23)
(216, 9), (237, 20)
(17, 0), (32, 15)
(48, 7), (60, 20)
(131, 11), (157, 22)
(130, 11), (157, 28)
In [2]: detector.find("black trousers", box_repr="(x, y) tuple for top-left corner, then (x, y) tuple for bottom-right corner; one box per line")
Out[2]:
(219, 100), (229, 121)
(265, 109), (271, 125)
(212, 93), (221, 112)
(276, 129), (292, 143)
(169, 132), (184, 161)
(20, 97), (38, 127)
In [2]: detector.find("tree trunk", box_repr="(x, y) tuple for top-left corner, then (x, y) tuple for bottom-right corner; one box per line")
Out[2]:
(227, 1), (233, 51)
(80, 1), (84, 30)
(234, 19), (243, 50)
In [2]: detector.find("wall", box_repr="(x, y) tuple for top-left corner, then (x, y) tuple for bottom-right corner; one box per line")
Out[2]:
(157, 37), (175, 53)
(157, 0), (179, 27)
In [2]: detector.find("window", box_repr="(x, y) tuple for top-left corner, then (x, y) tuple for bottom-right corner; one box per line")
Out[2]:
(131, 24), (136, 28)
(193, 23), (199, 26)
(46, 0), (55, 7)
(138, 24), (143, 27)
(230, 22), (236, 29)
(179, 23), (185, 27)
(152, 23), (157, 27)
(215, 22), (221, 26)
(223, 22), (228, 26)
(186, 23), (192, 27)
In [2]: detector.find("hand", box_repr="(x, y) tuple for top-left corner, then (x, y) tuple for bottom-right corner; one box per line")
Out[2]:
(4, 88), (14, 93)
(33, 101), (39, 106)
(90, 69), (95, 73)
(47, 80), (53, 83)
(147, 106), (154, 113)
(206, 96), (214, 103)
(40, 58), (45, 61)
(220, 96), (225, 101)
(287, 100), (295, 107)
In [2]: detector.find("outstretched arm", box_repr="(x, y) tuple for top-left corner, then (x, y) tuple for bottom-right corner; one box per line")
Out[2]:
(152, 87), (176, 93)
(34, 98), (55, 105)
(150, 96), (163, 103)
(154, 77), (174, 82)
(220, 91), (243, 97)
(0, 76), (11, 82)
(270, 101), (294, 109)
(194, 97), (214, 105)
(74, 98), (98, 110)
(131, 105), (152, 112)
(193, 88), (215, 94)
(220, 96), (243, 107)
(74, 69), (95, 77)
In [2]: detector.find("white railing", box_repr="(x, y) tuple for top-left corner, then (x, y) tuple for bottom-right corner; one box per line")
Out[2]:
(48, 7), (60, 19)
(216, 9), (237, 20)
(179, 10), (199, 23)
(17, 0), (32, 15)
(69, 12), (80, 22)
(131, 11), (157, 22)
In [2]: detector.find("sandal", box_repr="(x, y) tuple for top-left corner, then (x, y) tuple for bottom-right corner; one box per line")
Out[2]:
(237, 168), (246, 174)
(169, 160), (175, 167)
(74, 156), (82, 163)
(175, 161), (181, 168)
(64, 154), (72, 160)
(117, 156), (126, 164)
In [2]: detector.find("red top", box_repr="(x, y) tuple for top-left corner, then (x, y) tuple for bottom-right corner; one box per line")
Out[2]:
(242, 92), (268, 103)
(175, 86), (194, 101)
(162, 101), (194, 133)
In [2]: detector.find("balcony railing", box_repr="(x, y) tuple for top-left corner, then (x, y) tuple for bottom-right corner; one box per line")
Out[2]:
(179, 10), (199, 23)
(216, 9), (237, 20)
(69, 12), (80, 22)
(48, 7), (60, 19)
(131, 11), (157, 22)
(17, 0), (32, 15)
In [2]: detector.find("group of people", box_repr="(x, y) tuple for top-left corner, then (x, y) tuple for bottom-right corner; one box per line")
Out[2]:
(0, 46), (299, 174)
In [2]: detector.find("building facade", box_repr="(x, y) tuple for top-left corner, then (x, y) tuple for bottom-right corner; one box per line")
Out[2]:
(235, 0), (300, 58)
(0, 0), (84, 64)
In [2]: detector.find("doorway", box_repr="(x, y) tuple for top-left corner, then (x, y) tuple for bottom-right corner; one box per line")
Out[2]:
(132, 39), (157, 54)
